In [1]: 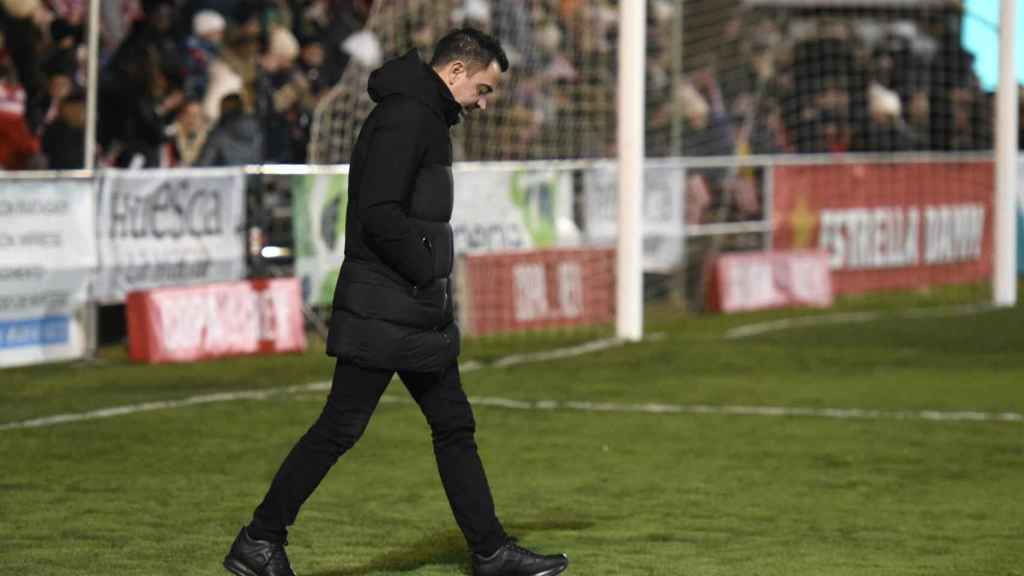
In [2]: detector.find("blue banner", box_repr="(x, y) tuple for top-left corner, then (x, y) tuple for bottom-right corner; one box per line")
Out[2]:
(0, 316), (70, 350)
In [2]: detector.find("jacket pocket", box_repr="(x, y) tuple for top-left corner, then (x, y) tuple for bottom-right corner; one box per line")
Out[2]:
(327, 310), (460, 373)
(414, 219), (453, 279)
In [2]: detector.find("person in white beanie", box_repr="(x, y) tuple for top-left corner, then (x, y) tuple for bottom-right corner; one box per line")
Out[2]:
(183, 9), (226, 100)
(194, 10), (226, 43)
(852, 82), (921, 152)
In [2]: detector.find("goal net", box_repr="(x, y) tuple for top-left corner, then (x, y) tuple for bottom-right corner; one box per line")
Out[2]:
(305, 0), (1001, 335)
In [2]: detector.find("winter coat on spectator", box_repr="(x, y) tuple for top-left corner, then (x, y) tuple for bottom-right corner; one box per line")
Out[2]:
(1, 0), (47, 130)
(203, 57), (244, 121)
(42, 117), (84, 169)
(194, 107), (262, 166)
(252, 66), (311, 164)
(0, 80), (39, 169)
(0, 112), (38, 169)
(99, 14), (183, 166)
(852, 120), (920, 153)
(326, 49), (462, 373)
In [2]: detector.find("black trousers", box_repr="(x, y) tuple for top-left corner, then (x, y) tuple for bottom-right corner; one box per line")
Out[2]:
(248, 360), (508, 556)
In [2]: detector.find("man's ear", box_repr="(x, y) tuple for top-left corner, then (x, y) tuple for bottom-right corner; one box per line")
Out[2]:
(447, 60), (466, 85)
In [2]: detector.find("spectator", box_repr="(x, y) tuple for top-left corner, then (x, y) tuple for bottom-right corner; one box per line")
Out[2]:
(45, 15), (82, 80)
(0, 55), (40, 169)
(298, 35), (327, 99)
(99, 0), (185, 166)
(253, 25), (310, 163)
(929, 13), (976, 151)
(725, 174), (762, 222)
(203, 13), (260, 121)
(100, 0), (142, 55)
(195, 92), (262, 166)
(183, 9), (226, 100)
(41, 87), (85, 169)
(48, 0), (83, 27)
(685, 172), (712, 226)
(1, 0), (53, 130)
(852, 82), (919, 152)
(164, 98), (208, 166)
(679, 72), (734, 158)
(319, 0), (372, 87)
(40, 50), (76, 126)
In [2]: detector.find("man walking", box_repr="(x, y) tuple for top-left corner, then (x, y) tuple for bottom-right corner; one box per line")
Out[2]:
(223, 28), (570, 576)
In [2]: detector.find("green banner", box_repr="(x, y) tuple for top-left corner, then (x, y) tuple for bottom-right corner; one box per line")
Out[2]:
(292, 173), (348, 305)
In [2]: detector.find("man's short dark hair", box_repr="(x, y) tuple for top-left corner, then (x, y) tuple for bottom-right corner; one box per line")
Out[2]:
(430, 27), (509, 73)
(220, 93), (244, 117)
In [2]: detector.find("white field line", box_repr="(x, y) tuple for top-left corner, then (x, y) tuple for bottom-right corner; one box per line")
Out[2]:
(3, 307), (1021, 431)
(0, 382), (330, 431)
(0, 338), (625, 431)
(365, 395), (1022, 423)
(723, 303), (999, 340)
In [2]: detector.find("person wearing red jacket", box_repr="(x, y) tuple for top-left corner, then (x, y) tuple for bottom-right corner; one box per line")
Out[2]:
(0, 61), (39, 170)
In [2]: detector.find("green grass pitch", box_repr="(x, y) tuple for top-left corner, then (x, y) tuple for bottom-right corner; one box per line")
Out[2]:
(1, 293), (1022, 575)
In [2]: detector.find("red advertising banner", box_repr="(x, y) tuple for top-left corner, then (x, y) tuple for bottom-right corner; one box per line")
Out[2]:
(457, 248), (615, 337)
(126, 278), (307, 363)
(706, 250), (833, 313)
(772, 163), (993, 294)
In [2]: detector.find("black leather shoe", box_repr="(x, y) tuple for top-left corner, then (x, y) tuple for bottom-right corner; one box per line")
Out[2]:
(472, 540), (569, 576)
(223, 527), (296, 576)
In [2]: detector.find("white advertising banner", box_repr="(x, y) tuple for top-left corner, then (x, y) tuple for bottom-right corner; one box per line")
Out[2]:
(582, 163), (685, 273)
(452, 167), (579, 254)
(96, 168), (247, 303)
(0, 179), (96, 367)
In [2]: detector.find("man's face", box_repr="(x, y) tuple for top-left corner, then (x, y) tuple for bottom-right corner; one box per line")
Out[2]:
(178, 102), (204, 133)
(62, 101), (85, 128)
(440, 59), (503, 115)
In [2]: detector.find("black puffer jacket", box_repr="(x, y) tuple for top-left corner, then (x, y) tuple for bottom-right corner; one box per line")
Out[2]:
(326, 49), (462, 373)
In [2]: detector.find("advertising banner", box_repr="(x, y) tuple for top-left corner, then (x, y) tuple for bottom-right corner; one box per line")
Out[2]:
(451, 167), (578, 254)
(0, 179), (96, 367)
(292, 166), (580, 305)
(292, 172), (348, 306)
(706, 250), (833, 313)
(582, 163), (686, 273)
(96, 168), (246, 303)
(772, 162), (993, 294)
(126, 278), (306, 363)
(457, 248), (615, 337)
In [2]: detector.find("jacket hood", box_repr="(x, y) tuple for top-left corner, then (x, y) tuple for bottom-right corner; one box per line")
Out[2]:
(223, 113), (260, 140)
(367, 49), (462, 126)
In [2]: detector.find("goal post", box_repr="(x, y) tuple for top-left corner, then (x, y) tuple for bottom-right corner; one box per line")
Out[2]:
(994, 0), (1018, 306)
(617, 0), (646, 341)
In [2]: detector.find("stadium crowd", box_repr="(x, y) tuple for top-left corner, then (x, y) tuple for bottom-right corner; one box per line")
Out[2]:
(0, 0), (1018, 171)
(0, 0), (373, 169)
(650, 2), (998, 158)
